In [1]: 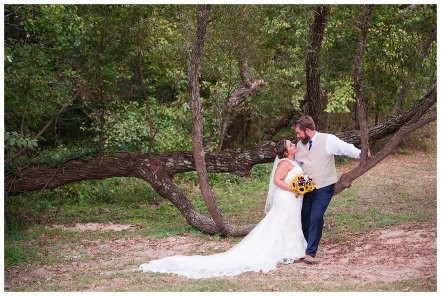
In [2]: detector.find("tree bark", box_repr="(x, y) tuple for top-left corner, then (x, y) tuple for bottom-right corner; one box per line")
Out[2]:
(334, 112), (436, 195)
(353, 5), (374, 166)
(337, 83), (436, 145)
(333, 5), (436, 195)
(303, 5), (330, 128)
(6, 82), (435, 193)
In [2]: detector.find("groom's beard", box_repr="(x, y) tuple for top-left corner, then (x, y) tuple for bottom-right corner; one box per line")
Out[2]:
(300, 136), (310, 145)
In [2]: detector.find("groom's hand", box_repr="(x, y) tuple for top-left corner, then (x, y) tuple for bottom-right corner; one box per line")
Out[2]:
(359, 149), (371, 158)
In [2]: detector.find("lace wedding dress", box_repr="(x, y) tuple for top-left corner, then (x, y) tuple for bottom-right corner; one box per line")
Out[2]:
(139, 158), (307, 279)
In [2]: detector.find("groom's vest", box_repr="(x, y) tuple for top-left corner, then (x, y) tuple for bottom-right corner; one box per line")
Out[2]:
(296, 132), (338, 189)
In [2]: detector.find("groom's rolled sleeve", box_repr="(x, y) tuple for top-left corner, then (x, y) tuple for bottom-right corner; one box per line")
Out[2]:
(326, 134), (361, 159)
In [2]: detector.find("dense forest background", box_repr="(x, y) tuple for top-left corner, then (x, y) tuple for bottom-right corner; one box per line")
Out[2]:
(4, 4), (436, 154)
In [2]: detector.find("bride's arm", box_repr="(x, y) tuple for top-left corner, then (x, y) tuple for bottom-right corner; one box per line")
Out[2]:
(273, 160), (294, 192)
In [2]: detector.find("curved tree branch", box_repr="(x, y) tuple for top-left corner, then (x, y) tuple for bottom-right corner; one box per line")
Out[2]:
(5, 84), (435, 236)
(338, 82), (436, 145)
(334, 111), (436, 195)
(6, 81), (435, 196)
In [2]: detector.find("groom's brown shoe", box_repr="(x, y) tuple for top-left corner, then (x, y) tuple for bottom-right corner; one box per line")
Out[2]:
(303, 255), (318, 265)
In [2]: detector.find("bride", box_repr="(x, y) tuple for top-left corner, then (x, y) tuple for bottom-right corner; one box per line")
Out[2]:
(139, 139), (307, 279)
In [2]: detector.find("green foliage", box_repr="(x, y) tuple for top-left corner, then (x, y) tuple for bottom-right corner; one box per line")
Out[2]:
(3, 6), (437, 283)
(322, 5), (436, 120)
(82, 100), (192, 152)
(4, 4), (436, 154)
(4, 5), (83, 137)
(324, 78), (355, 113)
(4, 131), (38, 157)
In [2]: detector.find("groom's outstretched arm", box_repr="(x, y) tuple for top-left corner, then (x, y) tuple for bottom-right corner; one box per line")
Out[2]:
(326, 134), (362, 158)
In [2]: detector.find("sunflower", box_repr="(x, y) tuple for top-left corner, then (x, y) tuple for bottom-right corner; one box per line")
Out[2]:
(289, 176), (299, 191)
(289, 174), (316, 195)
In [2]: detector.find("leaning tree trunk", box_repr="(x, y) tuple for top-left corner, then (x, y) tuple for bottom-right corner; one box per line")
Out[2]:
(5, 145), (275, 236)
(5, 79), (435, 236)
(4, 100), (435, 237)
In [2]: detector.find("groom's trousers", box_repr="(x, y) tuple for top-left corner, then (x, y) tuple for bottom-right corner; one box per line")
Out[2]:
(301, 184), (335, 257)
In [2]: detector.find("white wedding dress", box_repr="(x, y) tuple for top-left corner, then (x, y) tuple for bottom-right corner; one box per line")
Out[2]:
(139, 158), (307, 279)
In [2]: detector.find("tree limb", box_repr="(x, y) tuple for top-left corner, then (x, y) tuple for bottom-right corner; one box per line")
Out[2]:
(334, 111), (436, 195)
(189, 4), (240, 235)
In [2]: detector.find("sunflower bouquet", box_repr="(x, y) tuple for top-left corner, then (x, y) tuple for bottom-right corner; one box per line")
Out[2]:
(289, 174), (316, 196)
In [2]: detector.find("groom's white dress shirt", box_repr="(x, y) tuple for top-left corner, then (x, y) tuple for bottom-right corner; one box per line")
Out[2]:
(309, 132), (361, 159)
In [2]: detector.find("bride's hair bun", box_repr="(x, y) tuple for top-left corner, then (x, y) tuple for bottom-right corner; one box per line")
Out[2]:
(275, 139), (287, 159)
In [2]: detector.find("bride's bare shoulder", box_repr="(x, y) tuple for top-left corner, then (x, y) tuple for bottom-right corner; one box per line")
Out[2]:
(277, 159), (293, 168)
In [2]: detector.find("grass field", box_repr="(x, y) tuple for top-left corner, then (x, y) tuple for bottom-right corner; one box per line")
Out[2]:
(3, 127), (437, 292)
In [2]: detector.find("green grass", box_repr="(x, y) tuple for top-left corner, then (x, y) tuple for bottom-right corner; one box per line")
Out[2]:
(4, 245), (39, 266)
(5, 150), (436, 268)
(4, 130), (437, 291)
(4, 169), (268, 268)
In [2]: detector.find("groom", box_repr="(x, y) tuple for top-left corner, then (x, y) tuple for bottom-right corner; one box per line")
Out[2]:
(293, 115), (363, 264)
